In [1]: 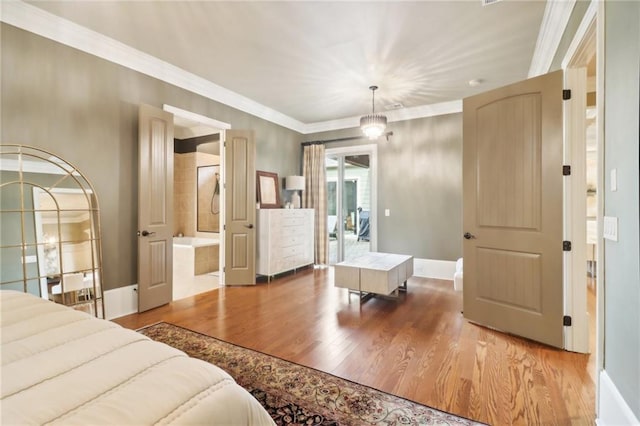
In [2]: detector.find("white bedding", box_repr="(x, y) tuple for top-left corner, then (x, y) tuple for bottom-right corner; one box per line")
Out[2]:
(0, 290), (275, 425)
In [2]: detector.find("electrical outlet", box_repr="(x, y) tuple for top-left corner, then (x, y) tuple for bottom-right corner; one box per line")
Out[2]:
(603, 216), (618, 241)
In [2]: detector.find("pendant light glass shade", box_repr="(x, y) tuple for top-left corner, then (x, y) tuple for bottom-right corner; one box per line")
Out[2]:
(360, 85), (387, 139)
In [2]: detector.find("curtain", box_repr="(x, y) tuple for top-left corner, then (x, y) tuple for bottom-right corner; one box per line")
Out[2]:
(302, 144), (328, 265)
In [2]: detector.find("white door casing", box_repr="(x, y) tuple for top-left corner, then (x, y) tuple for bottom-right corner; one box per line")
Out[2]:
(561, 3), (597, 354)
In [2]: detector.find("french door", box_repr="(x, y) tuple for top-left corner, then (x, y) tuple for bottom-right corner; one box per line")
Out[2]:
(325, 145), (377, 264)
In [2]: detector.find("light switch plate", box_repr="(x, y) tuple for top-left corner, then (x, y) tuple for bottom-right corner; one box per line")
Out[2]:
(384, 209), (390, 217)
(603, 216), (618, 241)
(610, 169), (617, 191)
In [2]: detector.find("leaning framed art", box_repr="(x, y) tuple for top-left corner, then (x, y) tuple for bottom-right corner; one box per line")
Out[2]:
(256, 170), (280, 208)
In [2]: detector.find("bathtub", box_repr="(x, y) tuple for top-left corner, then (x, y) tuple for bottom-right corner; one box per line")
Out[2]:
(173, 237), (219, 276)
(173, 236), (220, 248)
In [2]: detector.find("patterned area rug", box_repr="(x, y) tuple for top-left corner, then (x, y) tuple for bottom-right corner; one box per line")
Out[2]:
(139, 322), (484, 426)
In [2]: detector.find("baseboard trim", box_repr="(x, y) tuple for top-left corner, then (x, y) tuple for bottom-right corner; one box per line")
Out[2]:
(597, 370), (639, 425)
(104, 284), (138, 320)
(413, 258), (457, 281)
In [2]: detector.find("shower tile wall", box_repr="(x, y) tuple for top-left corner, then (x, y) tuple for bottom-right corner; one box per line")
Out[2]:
(195, 245), (219, 274)
(174, 153), (197, 237)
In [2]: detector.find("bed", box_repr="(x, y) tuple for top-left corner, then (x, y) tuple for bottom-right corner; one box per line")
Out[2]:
(0, 290), (275, 425)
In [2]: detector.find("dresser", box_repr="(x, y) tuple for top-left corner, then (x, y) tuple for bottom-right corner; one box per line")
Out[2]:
(256, 208), (314, 281)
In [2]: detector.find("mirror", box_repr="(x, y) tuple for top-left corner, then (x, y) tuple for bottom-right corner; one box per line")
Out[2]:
(197, 165), (220, 232)
(0, 145), (104, 317)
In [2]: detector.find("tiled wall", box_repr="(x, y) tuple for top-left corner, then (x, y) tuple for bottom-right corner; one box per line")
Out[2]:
(174, 153), (197, 237)
(174, 152), (221, 237)
(196, 165), (220, 233)
(174, 244), (219, 276)
(195, 245), (220, 275)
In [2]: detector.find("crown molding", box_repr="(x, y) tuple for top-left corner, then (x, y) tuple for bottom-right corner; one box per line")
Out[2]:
(3, 1), (477, 135)
(529, 0), (577, 77)
(0, 0), (307, 133)
(304, 100), (462, 134)
(561, 0), (597, 70)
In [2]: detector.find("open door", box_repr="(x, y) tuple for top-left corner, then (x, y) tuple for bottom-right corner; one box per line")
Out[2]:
(138, 104), (174, 311)
(224, 130), (256, 285)
(463, 70), (564, 348)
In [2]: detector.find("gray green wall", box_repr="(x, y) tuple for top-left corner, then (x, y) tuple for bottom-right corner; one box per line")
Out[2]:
(1, 23), (302, 291)
(603, 1), (640, 418)
(306, 113), (463, 261)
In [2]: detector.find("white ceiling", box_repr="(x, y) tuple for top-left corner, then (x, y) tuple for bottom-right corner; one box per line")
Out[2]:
(16, 1), (556, 131)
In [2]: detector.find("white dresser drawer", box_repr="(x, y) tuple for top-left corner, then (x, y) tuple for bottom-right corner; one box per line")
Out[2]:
(256, 208), (314, 279)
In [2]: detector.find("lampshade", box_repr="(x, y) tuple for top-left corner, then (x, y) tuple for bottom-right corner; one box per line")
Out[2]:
(360, 85), (387, 139)
(360, 114), (388, 139)
(285, 175), (305, 191)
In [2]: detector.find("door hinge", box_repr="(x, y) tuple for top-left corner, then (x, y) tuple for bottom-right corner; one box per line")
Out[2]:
(563, 165), (571, 176)
(223, 225), (226, 230)
(563, 241), (572, 251)
(563, 315), (572, 326)
(563, 89), (572, 100)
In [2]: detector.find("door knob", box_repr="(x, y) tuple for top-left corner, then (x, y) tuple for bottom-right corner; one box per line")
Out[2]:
(244, 224), (254, 229)
(463, 232), (476, 240)
(139, 230), (156, 237)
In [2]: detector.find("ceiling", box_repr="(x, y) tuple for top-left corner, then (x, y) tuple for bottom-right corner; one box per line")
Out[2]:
(18, 1), (554, 131)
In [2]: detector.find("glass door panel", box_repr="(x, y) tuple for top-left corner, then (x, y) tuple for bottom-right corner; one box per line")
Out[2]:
(326, 152), (371, 264)
(326, 155), (339, 264)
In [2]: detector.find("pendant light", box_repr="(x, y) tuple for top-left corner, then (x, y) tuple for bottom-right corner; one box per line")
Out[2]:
(360, 85), (387, 139)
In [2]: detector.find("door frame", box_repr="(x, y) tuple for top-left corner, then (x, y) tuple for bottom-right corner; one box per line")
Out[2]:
(162, 105), (231, 286)
(560, 1), (597, 355)
(325, 144), (378, 262)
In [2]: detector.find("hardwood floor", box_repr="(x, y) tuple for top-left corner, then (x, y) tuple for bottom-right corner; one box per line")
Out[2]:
(114, 267), (596, 425)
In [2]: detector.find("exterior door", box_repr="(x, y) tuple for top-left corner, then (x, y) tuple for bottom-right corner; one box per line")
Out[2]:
(224, 130), (256, 285)
(326, 146), (376, 265)
(462, 70), (564, 348)
(138, 104), (174, 311)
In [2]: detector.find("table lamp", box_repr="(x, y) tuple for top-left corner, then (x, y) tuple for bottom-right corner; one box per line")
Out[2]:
(285, 175), (305, 208)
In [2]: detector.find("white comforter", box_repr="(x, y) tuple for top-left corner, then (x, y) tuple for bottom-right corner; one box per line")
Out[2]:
(0, 290), (275, 425)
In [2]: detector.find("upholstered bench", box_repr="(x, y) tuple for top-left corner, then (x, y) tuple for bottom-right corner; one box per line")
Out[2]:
(334, 252), (413, 301)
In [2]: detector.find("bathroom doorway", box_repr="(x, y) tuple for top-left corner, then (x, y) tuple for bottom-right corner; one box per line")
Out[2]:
(164, 105), (230, 300)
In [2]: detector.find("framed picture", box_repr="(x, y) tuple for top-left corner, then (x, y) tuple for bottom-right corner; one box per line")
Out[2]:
(256, 171), (281, 208)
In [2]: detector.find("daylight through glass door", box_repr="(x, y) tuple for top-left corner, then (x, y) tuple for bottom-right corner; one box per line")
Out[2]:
(326, 153), (371, 264)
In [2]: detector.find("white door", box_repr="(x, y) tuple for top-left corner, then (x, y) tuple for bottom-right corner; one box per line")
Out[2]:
(463, 70), (564, 348)
(138, 104), (174, 311)
(223, 130), (256, 285)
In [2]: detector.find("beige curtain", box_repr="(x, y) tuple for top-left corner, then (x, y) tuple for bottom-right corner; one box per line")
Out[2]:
(302, 144), (328, 265)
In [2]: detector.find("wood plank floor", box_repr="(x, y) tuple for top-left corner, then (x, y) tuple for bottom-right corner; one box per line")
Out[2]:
(114, 267), (596, 425)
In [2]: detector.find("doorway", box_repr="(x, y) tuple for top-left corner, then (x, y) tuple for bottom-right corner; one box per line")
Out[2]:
(325, 145), (377, 264)
(561, 5), (598, 355)
(163, 105), (230, 299)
